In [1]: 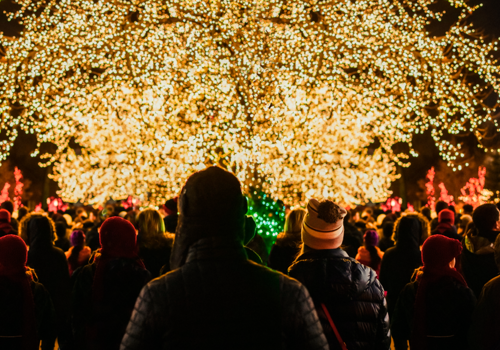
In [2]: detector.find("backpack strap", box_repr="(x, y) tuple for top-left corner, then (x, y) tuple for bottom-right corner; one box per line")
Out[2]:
(321, 303), (348, 350)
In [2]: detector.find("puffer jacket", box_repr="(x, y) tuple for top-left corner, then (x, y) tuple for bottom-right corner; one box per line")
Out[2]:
(120, 237), (328, 350)
(289, 247), (391, 350)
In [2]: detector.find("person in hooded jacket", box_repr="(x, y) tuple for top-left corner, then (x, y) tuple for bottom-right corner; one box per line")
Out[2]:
(71, 217), (151, 350)
(289, 198), (390, 350)
(379, 215), (423, 317)
(137, 208), (173, 278)
(431, 209), (460, 240)
(461, 203), (500, 298)
(0, 235), (57, 350)
(20, 213), (72, 349)
(65, 230), (91, 276)
(54, 221), (71, 252)
(121, 166), (328, 350)
(391, 235), (476, 350)
(0, 208), (16, 237)
(268, 208), (306, 273)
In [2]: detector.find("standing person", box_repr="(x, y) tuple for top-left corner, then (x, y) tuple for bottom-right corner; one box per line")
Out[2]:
(341, 211), (363, 257)
(420, 207), (432, 224)
(431, 209), (460, 240)
(468, 234), (500, 350)
(0, 209), (15, 237)
(162, 198), (178, 233)
(378, 222), (395, 252)
(356, 230), (384, 277)
(65, 230), (91, 276)
(121, 167), (328, 350)
(54, 221), (71, 252)
(72, 217), (151, 350)
(379, 215), (423, 317)
(0, 235), (57, 350)
(268, 208), (306, 274)
(461, 203), (500, 298)
(137, 209), (173, 278)
(289, 199), (390, 350)
(20, 213), (71, 349)
(391, 235), (476, 350)
(430, 201), (449, 231)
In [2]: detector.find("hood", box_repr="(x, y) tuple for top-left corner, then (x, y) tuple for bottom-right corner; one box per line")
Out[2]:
(395, 216), (421, 249)
(27, 216), (54, 250)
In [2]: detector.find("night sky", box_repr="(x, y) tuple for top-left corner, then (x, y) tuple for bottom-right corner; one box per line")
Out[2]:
(1, 0), (499, 207)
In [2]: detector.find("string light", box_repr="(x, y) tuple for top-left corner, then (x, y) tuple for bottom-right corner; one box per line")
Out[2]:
(0, 0), (498, 205)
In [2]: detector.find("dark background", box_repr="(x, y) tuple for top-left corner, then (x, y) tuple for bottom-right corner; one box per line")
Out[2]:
(1, 0), (499, 207)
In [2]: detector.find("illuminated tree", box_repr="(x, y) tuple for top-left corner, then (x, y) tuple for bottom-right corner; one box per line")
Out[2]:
(1, 0), (499, 205)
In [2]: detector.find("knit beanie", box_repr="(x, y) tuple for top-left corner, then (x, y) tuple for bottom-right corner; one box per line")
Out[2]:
(70, 230), (86, 247)
(301, 198), (347, 250)
(99, 216), (138, 259)
(0, 235), (28, 273)
(364, 230), (379, 246)
(422, 234), (462, 268)
(438, 209), (454, 224)
(0, 209), (11, 222)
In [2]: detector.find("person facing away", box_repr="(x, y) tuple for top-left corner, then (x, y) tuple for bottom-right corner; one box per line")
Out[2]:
(341, 211), (363, 257)
(137, 208), (173, 278)
(356, 230), (384, 277)
(54, 221), (71, 252)
(461, 203), (500, 298)
(65, 230), (91, 276)
(120, 166), (328, 350)
(391, 234), (476, 350)
(0, 235), (57, 350)
(20, 213), (72, 349)
(71, 217), (151, 350)
(430, 201), (449, 231)
(468, 233), (500, 350)
(243, 215), (264, 264)
(1, 200), (19, 232)
(431, 209), (460, 240)
(378, 221), (395, 252)
(268, 208), (306, 273)
(0, 208), (16, 237)
(379, 215), (423, 317)
(288, 198), (390, 350)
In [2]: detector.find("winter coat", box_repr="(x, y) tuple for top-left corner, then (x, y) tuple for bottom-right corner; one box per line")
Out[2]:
(55, 238), (71, 252)
(268, 232), (301, 274)
(26, 217), (72, 348)
(138, 242), (173, 278)
(461, 237), (499, 298)
(246, 233), (269, 264)
(65, 246), (92, 276)
(356, 245), (384, 277)
(468, 275), (500, 350)
(289, 247), (391, 350)
(245, 246), (263, 264)
(379, 216), (422, 316)
(431, 223), (460, 241)
(120, 237), (329, 350)
(342, 222), (363, 258)
(391, 276), (476, 350)
(71, 257), (151, 350)
(0, 277), (57, 350)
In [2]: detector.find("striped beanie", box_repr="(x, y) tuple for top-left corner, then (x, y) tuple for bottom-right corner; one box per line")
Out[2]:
(302, 198), (347, 250)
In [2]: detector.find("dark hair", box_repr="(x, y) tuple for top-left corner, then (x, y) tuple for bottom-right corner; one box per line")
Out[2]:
(420, 207), (432, 222)
(463, 204), (473, 213)
(366, 245), (382, 269)
(55, 222), (67, 239)
(317, 200), (343, 223)
(0, 200), (14, 214)
(68, 232), (85, 273)
(473, 204), (499, 234)
(435, 201), (449, 214)
(17, 207), (28, 221)
(382, 221), (394, 238)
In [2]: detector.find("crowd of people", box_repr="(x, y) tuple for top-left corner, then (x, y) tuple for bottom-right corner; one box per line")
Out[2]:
(0, 166), (499, 350)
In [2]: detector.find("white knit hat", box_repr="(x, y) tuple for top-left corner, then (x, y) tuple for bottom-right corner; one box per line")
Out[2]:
(302, 198), (347, 249)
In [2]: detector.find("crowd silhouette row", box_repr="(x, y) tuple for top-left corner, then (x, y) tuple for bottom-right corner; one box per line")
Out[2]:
(0, 166), (499, 350)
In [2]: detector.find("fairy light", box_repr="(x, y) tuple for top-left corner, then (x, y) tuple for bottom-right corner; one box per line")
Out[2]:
(0, 0), (498, 205)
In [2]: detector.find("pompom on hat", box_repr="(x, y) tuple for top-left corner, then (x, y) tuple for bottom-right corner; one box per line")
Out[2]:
(302, 198), (347, 250)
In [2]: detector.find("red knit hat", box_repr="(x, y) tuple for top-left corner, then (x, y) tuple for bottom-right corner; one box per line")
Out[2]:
(99, 216), (138, 259)
(421, 234), (462, 268)
(0, 209), (11, 222)
(438, 209), (454, 224)
(0, 235), (28, 274)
